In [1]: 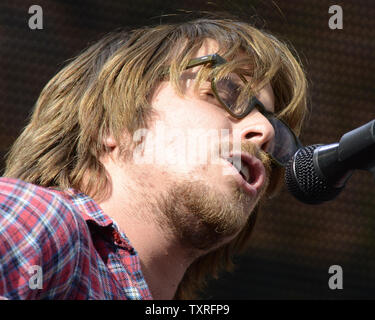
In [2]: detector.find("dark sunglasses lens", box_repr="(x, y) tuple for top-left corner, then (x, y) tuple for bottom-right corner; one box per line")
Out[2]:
(214, 74), (249, 116)
(215, 76), (300, 165)
(267, 117), (300, 165)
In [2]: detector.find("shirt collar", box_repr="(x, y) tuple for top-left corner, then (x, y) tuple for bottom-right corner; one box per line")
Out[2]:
(62, 188), (135, 252)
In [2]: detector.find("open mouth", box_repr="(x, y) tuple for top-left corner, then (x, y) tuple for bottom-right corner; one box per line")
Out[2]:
(226, 157), (254, 183)
(224, 152), (266, 197)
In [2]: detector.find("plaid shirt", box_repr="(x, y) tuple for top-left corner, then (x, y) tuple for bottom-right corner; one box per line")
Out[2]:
(0, 177), (152, 300)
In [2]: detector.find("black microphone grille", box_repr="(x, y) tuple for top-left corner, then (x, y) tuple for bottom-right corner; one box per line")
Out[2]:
(285, 144), (343, 204)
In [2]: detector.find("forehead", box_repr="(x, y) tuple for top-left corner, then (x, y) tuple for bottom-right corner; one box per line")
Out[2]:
(194, 38), (220, 56)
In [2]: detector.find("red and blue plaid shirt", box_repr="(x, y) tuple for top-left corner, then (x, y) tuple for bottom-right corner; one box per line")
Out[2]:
(0, 177), (153, 299)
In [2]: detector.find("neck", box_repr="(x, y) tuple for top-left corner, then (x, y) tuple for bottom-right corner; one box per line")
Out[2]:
(129, 221), (193, 300)
(96, 178), (198, 300)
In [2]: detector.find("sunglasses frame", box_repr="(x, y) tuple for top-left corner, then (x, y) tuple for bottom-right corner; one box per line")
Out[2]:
(185, 53), (302, 166)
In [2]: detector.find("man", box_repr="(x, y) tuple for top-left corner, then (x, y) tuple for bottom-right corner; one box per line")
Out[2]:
(0, 17), (307, 299)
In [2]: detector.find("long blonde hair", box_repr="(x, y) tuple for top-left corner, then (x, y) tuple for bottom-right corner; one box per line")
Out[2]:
(4, 17), (308, 299)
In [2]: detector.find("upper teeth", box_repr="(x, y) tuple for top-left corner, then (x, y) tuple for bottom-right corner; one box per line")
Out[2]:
(227, 158), (251, 182)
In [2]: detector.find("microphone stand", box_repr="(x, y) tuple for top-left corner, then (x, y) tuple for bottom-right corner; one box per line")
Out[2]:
(338, 119), (375, 178)
(314, 119), (375, 186)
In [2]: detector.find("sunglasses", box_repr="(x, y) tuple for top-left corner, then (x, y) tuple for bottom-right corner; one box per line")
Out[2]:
(183, 53), (302, 166)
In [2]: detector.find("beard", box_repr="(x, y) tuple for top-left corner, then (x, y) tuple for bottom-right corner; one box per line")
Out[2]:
(156, 142), (271, 252)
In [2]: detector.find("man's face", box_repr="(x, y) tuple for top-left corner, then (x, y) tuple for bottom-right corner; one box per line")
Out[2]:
(128, 39), (275, 251)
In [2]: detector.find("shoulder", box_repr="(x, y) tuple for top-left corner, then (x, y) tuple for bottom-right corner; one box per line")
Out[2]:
(0, 177), (87, 236)
(0, 178), (91, 299)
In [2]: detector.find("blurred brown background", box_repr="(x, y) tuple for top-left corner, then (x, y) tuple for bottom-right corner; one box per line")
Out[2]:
(0, 0), (374, 299)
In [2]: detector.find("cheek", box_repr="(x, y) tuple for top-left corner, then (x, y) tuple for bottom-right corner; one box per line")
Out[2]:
(138, 126), (233, 196)
(153, 84), (229, 131)
(149, 85), (233, 175)
(141, 125), (224, 180)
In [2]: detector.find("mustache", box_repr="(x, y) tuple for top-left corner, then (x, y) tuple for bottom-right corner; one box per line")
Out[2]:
(219, 140), (271, 169)
(241, 142), (271, 167)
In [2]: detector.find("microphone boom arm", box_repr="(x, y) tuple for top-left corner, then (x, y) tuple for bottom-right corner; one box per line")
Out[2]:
(315, 119), (375, 186)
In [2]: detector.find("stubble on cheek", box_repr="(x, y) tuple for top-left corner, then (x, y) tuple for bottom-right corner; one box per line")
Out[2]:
(139, 137), (271, 252)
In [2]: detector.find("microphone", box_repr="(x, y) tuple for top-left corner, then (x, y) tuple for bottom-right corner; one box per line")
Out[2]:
(285, 119), (375, 204)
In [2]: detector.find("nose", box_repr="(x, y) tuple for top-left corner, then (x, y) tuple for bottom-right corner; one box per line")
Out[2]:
(240, 110), (275, 152)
